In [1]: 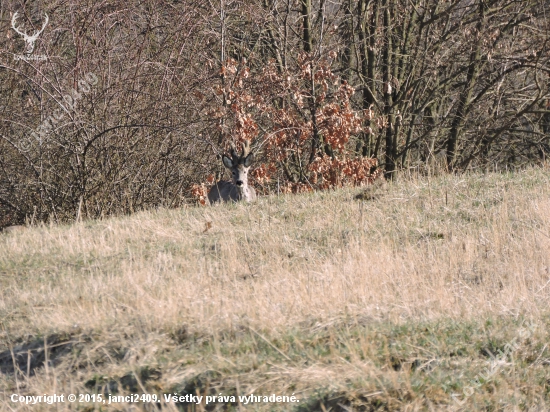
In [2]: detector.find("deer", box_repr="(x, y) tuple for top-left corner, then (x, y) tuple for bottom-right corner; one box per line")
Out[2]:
(11, 12), (49, 54)
(208, 141), (257, 203)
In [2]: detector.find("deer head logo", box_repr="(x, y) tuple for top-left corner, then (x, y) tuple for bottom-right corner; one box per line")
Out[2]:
(11, 12), (49, 54)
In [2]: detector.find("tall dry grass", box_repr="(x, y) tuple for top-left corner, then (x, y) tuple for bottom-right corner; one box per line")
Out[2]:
(1, 167), (550, 410)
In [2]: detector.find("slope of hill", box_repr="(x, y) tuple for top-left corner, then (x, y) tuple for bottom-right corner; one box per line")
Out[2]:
(1, 168), (550, 411)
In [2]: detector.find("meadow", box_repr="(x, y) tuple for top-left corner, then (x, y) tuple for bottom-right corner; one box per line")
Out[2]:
(1, 168), (550, 411)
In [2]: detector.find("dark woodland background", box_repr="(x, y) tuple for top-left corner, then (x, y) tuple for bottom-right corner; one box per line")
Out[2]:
(1, 0), (549, 226)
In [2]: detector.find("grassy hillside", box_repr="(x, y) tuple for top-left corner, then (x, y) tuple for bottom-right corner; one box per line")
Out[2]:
(1, 168), (550, 411)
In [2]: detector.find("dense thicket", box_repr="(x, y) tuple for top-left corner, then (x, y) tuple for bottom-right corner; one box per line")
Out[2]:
(1, 0), (549, 226)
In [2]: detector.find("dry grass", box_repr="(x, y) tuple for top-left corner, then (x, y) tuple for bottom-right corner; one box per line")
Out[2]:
(1, 168), (550, 411)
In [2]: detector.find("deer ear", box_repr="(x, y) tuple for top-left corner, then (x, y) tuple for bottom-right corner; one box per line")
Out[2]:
(222, 155), (234, 169)
(244, 153), (254, 167)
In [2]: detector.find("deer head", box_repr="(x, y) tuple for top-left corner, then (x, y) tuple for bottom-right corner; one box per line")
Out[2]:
(208, 140), (257, 203)
(11, 12), (49, 54)
(222, 140), (254, 190)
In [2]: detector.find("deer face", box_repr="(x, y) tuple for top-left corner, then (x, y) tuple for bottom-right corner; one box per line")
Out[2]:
(222, 152), (254, 192)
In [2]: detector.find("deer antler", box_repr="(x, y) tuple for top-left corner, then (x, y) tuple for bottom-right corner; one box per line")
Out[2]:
(242, 140), (251, 157)
(227, 140), (252, 163)
(34, 13), (49, 37)
(11, 12), (49, 38)
(230, 142), (239, 162)
(11, 12), (26, 37)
